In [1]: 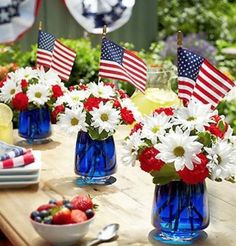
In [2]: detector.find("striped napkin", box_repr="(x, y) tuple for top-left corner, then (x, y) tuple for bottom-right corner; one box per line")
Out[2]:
(0, 142), (35, 169)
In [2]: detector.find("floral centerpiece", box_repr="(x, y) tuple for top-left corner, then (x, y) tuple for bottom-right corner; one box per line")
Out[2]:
(122, 100), (236, 243)
(54, 81), (140, 184)
(0, 66), (67, 143)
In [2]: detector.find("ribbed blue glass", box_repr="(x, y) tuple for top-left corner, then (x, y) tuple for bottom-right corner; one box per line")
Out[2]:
(75, 131), (117, 179)
(151, 181), (209, 244)
(18, 107), (52, 143)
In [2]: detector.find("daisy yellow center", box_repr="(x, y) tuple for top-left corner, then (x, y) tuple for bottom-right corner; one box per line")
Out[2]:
(10, 89), (15, 95)
(98, 90), (103, 96)
(173, 146), (185, 157)
(101, 113), (109, 122)
(72, 96), (80, 102)
(152, 126), (160, 133)
(35, 92), (42, 98)
(187, 116), (196, 121)
(71, 117), (79, 126)
(217, 155), (222, 165)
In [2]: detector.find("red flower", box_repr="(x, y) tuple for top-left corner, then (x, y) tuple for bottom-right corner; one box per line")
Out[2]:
(69, 86), (75, 91)
(104, 82), (116, 88)
(121, 107), (135, 124)
(0, 78), (6, 88)
(130, 122), (143, 135)
(84, 97), (103, 111)
(177, 153), (209, 184)
(21, 79), (28, 89)
(113, 99), (121, 108)
(205, 115), (228, 139)
(117, 89), (128, 99)
(12, 92), (29, 111)
(51, 105), (65, 123)
(52, 85), (63, 99)
(79, 84), (88, 90)
(153, 107), (174, 116)
(139, 147), (164, 172)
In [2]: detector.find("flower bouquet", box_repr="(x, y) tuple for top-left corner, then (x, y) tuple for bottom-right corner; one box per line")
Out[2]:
(54, 81), (140, 184)
(0, 66), (66, 143)
(122, 100), (236, 243)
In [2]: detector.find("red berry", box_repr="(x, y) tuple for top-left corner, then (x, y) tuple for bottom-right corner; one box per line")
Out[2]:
(71, 210), (87, 223)
(37, 204), (56, 212)
(52, 208), (72, 225)
(71, 195), (93, 212)
(56, 200), (64, 206)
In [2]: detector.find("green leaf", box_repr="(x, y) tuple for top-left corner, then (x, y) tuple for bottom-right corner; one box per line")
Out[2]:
(218, 120), (226, 132)
(88, 127), (110, 141)
(197, 132), (212, 147)
(150, 164), (180, 185)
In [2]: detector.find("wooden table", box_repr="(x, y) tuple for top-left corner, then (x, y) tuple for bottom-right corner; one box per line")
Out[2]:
(0, 126), (236, 246)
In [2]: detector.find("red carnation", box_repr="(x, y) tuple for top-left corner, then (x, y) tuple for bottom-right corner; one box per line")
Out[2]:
(0, 78), (6, 88)
(139, 147), (164, 172)
(79, 84), (88, 90)
(130, 122), (143, 135)
(113, 99), (121, 108)
(52, 85), (63, 99)
(21, 79), (28, 89)
(104, 82), (116, 88)
(153, 107), (174, 116)
(51, 105), (65, 123)
(69, 86), (75, 91)
(117, 89), (128, 99)
(12, 92), (29, 111)
(84, 97), (103, 111)
(121, 107), (135, 124)
(177, 153), (209, 184)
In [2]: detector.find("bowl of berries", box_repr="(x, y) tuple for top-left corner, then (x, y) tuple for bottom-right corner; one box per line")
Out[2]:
(30, 195), (96, 246)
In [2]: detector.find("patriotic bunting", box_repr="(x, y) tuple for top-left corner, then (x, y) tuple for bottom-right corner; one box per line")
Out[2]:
(99, 38), (147, 93)
(178, 47), (235, 108)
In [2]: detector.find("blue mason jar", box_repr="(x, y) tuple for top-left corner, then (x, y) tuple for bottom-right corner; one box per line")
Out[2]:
(151, 181), (209, 244)
(75, 131), (117, 185)
(18, 107), (52, 144)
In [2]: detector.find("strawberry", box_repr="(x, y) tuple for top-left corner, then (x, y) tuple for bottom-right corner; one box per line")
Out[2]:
(71, 195), (93, 212)
(71, 210), (87, 223)
(52, 207), (72, 225)
(37, 204), (56, 212)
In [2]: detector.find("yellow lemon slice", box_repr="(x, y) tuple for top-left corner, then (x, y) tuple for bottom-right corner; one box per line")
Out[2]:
(0, 103), (13, 126)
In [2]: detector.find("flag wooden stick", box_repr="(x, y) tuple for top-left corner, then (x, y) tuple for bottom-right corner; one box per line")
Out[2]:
(39, 21), (42, 31)
(177, 30), (183, 47)
(98, 25), (107, 83)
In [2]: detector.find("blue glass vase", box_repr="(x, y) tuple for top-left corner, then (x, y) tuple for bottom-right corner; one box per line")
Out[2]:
(18, 107), (52, 144)
(75, 131), (117, 185)
(151, 181), (209, 244)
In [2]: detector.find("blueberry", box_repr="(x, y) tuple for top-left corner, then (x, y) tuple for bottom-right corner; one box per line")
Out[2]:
(85, 209), (94, 219)
(34, 216), (42, 223)
(40, 210), (49, 218)
(49, 199), (57, 204)
(63, 199), (70, 205)
(31, 211), (40, 219)
(64, 203), (73, 210)
(43, 216), (52, 224)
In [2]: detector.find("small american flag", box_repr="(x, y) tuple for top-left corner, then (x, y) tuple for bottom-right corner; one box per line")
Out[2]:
(178, 47), (235, 108)
(99, 38), (147, 93)
(37, 31), (76, 81)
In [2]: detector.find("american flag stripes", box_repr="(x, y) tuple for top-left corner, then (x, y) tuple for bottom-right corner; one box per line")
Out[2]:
(178, 47), (235, 108)
(37, 31), (76, 81)
(99, 38), (147, 93)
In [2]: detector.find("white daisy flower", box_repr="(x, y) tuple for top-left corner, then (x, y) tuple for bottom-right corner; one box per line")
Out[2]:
(58, 107), (87, 134)
(205, 140), (236, 180)
(155, 126), (203, 171)
(61, 90), (89, 107)
(90, 102), (120, 134)
(121, 131), (145, 166)
(174, 100), (215, 131)
(141, 113), (172, 144)
(27, 84), (50, 106)
(9, 67), (37, 81)
(120, 98), (142, 122)
(38, 68), (62, 86)
(0, 79), (21, 102)
(87, 81), (115, 98)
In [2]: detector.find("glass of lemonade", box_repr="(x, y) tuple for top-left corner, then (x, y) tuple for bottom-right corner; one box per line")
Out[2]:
(131, 67), (180, 115)
(0, 103), (13, 144)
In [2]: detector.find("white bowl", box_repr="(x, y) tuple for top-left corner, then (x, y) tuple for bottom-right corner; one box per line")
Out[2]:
(31, 216), (95, 246)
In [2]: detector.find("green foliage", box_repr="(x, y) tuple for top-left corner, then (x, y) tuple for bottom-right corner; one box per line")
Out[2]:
(157, 0), (236, 42)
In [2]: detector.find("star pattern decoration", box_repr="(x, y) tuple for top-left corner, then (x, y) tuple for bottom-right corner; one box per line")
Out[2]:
(178, 48), (204, 81)
(38, 31), (55, 51)
(82, 0), (127, 28)
(0, 0), (23, 25)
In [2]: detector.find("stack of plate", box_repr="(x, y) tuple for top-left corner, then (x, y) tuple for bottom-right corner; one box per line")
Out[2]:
(0, 151), (41, 188)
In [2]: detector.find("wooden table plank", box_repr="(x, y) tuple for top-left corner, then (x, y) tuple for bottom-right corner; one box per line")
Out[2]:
(0, 126), (236, 246)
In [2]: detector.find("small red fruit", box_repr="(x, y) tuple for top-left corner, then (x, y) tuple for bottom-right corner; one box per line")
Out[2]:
(56, 200), (64, 206)
(37, 204), (56, 212)
(71, 210), (87, 223)
(71, 195), (93, 212)
(52, 208), (72, 225)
